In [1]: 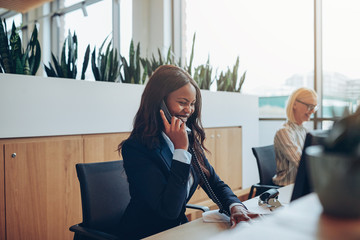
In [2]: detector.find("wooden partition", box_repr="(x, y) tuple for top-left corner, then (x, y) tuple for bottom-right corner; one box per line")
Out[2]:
(0, 145), (5, 240)
(83, 132), (130, 163)
(0, 127), (242, 239)
(1, 136), (82, 240)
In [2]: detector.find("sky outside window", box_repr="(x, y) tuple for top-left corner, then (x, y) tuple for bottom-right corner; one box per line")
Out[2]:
(184, 0), (314, 118)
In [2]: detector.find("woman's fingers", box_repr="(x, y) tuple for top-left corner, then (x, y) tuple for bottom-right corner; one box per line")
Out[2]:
(160, 110), (170, 131)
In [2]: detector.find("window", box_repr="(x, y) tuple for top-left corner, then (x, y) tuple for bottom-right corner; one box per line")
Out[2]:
(64, 0), (84, 7)
(62, 0), (112, 80)
(4, 13), (22, 32)
(322, 0), (360, 118)
(49, 0), (132, 80)
(184, 0), (314, 118)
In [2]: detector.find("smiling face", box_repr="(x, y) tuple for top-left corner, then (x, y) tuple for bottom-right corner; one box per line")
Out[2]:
(293, 97), (318, 125)
(165, 83), (196, 123)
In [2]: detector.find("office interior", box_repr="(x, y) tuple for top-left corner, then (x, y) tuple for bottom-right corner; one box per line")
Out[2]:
(0, 0), (359, 239)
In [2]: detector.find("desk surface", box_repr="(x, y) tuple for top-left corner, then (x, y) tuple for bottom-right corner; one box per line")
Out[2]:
(211, 193), (360, 240)
(144, 185), (294, 240)
(144, 185), (360, 240)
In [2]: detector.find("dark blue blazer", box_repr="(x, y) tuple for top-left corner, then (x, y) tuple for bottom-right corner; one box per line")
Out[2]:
(119, 135), (241, 239)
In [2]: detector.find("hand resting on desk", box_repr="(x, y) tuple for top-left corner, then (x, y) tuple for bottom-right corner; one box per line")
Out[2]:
(230, 205), (260, 228)
(202, 205), (260, 226)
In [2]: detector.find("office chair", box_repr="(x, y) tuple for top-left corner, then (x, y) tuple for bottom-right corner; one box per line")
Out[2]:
(248, 145), (280, 199)
(291, 130), (329, 202)
(70, 160), (209, 240)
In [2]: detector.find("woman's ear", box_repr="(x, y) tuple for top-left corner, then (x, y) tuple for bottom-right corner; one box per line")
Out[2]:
(293, 102), (297, 110)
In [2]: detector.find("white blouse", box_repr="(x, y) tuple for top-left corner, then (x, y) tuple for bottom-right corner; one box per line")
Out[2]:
(272, 121), (307, 186)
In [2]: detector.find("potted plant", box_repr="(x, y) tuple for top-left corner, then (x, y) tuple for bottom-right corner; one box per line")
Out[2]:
(0, 19), (41, 75)
(216, 56), (246, 92)
(91, 35), (120, 82)
(44, 30), (90, 80)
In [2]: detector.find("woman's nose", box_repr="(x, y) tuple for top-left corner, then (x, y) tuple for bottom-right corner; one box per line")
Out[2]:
(183, 105), (193, 114)
(183, 106), (190, 113)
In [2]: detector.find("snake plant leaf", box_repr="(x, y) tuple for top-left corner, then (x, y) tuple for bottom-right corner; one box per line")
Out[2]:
(27, 25), (41, 75)
(129, 39), (135, 74)
(73, 33), (78, 64)
(23, 59), (30, 75)
(141, 63), (148, 84)
(121, 56), (130, 83)
(44, 63), (57, 77)
(10, 22), (22, 65)
(166, 46), (172, 64)
(81, 44), (90, 80)
(186, 33), (196, 76)
(157, 48), (164, 66)
(15, 57), (23, 74)
(103, 42), (112, 81)
(237, 71), (246, 92)
(60, 37), (67, 77)
(91, 47), (100, 80)
(119, 64), (124, 82)
(135, 42), (140, 84)
(51, 52), (63, 77)
(0, 19), (12, 73)
(112, 49), (121, 82)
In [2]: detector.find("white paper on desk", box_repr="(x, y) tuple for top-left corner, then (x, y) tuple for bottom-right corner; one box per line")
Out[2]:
(244, 197), (288, 215)
(243, 198), (275, 215)
(202, 210), (230, 222)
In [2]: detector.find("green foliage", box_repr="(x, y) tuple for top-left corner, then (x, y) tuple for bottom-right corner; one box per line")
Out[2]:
(81, 44), (90, 80)
(140, 46), (179, 80)
(216, 56), (246, 92)
(0, 19), (41, 75)
(120, 39), (142, 84)
(91, 36), (120, 82)
(193, 56), (213, 90)
(44, 31), (81, 79)
(184, 33), (196, 76)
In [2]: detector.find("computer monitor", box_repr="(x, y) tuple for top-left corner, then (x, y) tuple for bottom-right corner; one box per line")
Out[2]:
(290, 129), (329, 202)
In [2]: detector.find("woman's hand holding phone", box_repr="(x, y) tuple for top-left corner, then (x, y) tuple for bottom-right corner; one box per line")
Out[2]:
(160, 109), (189, 150)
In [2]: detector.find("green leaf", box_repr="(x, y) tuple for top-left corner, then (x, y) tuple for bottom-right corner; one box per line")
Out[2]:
(81, 44), (90, 80)
(91, 47), (100, 80)
(0, 18), (12, 73)
(44, 63), (57, 77)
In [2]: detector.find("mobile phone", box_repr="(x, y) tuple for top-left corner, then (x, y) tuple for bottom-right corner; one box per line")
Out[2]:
(160, 100), (191, 134)
(160, 100), (172, 124)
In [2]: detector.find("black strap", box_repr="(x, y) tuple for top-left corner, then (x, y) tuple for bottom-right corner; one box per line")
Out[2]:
(189, 147), (230, 217)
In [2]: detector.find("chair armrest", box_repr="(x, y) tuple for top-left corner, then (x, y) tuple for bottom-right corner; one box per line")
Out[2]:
(69, 224), (119, 240)
(186, 203), (210, 212)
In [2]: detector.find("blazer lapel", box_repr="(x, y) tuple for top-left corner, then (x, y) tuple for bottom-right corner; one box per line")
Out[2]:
(155, 138), (173, 170)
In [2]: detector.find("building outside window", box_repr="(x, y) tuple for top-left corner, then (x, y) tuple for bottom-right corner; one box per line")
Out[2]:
(322, 0), (360, 119)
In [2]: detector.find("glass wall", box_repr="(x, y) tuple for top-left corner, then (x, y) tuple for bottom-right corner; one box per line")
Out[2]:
(62, 0), (112, 80)
(4, 13), (22, 31)
(184, 0), (314, 119)
(322, 0), (360, 119)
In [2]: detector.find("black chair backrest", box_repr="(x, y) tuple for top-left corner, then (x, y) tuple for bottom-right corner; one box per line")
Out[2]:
(252, 145), (276, 185)
(76, 160), (130, 233)
(291, 130), (329, 201)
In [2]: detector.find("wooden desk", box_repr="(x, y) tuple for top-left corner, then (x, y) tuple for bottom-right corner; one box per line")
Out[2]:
(144, 185), (294, 240)
(211, 193), (360, 240)
(143, 217), (230, 240)
(145, 185), (360, 239)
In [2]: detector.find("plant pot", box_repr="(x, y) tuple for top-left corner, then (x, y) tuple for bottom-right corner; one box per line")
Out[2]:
(306, 145), (360, 218)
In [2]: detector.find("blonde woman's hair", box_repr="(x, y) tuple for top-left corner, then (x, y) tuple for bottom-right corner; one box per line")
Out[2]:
(286, 87), (318, 123)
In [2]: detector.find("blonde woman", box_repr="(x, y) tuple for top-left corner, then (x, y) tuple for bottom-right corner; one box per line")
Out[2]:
(273, 87), (318, 186)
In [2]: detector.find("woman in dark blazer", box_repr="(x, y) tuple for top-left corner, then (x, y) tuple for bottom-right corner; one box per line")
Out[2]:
(117, 65), (258, 239)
